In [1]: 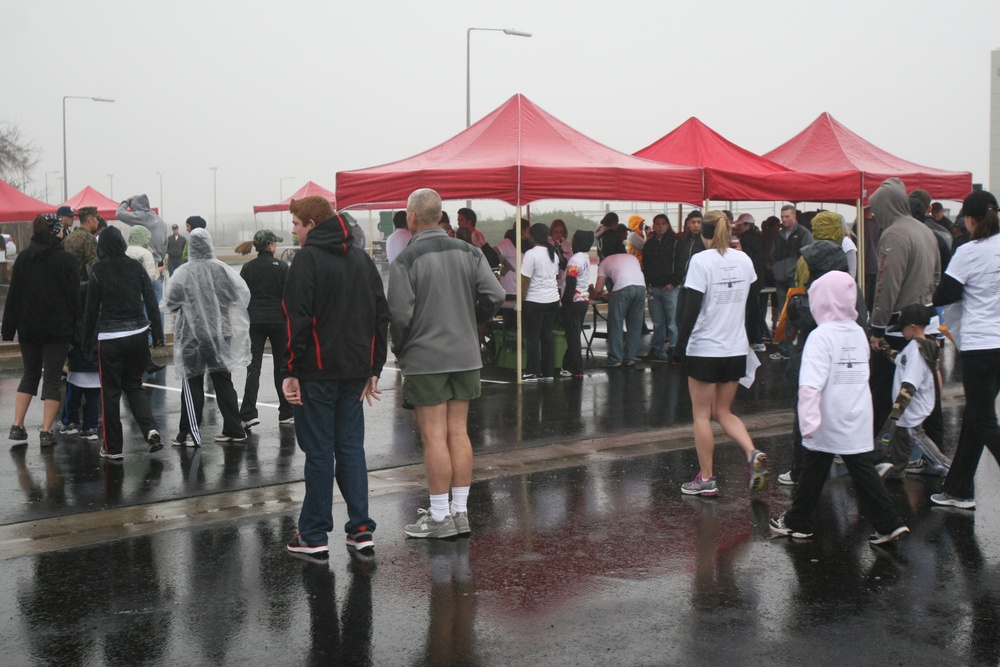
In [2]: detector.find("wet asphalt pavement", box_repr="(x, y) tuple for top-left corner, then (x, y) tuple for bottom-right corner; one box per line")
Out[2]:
(1, 306), (999, 664)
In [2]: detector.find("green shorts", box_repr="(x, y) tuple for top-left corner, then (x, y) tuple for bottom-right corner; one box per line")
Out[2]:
(402, 369), (481, 408)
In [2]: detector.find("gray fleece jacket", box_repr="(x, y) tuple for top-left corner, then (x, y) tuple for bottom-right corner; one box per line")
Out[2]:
(388, 227), (506, 375)
(116, 194), (168, 264)
(869, 178), (941, 336)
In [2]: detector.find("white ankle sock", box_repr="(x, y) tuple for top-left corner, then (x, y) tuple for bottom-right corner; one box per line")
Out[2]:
(450, 486), (470, 514)
(429, 494), (450, 522)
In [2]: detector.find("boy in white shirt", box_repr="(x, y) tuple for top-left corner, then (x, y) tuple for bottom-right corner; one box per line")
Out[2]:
(770, 271), (908, 544)
(874, 304), (951, 478)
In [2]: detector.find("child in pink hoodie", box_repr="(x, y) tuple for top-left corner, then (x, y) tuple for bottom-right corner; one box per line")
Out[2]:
(769, 271), (908, 545)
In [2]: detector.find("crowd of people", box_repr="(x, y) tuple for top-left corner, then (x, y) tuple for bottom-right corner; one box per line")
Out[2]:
(2, 180), (998, 558)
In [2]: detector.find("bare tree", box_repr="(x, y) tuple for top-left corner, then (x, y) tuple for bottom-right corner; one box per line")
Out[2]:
(0, 123), (40, 191)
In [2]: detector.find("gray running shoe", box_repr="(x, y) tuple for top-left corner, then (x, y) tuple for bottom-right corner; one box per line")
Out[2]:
(79, 428), (99, 441)
(681, 473), (719, 496)
(9, 425), (28, 442)
(404, 509), (458, 539)
(57, 423), (79, 435)
(452, 511), (471, 535)
(747, 449), (769, 492)
(930, 493), (976, 509)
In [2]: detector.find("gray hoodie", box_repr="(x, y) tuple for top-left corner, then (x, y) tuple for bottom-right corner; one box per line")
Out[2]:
(868, 178), (940, 335)
(116, 194), (168, 264)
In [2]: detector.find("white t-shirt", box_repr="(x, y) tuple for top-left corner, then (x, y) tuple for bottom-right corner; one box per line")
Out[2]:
(684, 249), (756, 357)
(566, 251), (591, 303)
(798, 321), (873, 454)
(495, 238), (519, 294)
(892, 338), (936, 428)
(385, 228), (412, 263)
(597, 253), (645, 291)
(521, 245), (560, 303)
(944, 234), (1000, 351)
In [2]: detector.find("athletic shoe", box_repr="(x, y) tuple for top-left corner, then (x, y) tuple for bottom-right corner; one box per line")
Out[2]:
(39, 431), (56, 448)
(8, 425), (28, 442)
(605, 362), (622, 369)
(99, 445), (123, 460)
(214, 432), (248, 443)
(869, 525), (910, 545)
(145, 361), (166, 374)
(930, 493), (976, 510)
(751, 343), (767, 352)
(404, 509), (459, 539)
(521, 373), (540, 383)
(681, 473), (719, 497)
(769, 351), (789, 360)
(278, 416), (295, 425)
(875, 461), (894, 478)
(559, 369), (573, 377)
(57, 422), (79, 435)
(452, 511), (471, 535)
(147, 430), (163, 453)
(623, 360), (637, 368)
(171, 433), (195, 447)
(905, 458), (948, 477)
(769, 513), (813, 539)
(747, 449), (769, 492)
(241, 417), (261, 429)
(778, 471), (796, 486)
(346, 526), (375, 550)
(79, 428), (99, 441)
(287, 534), (329, 556)
(539, 375), (554, 382)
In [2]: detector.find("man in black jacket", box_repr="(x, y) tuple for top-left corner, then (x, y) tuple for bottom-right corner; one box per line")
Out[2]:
(770, 205), (812, 359)
(642, 213), (680, 361)
(282, 196), (389, 559)
(735, 214), (767, 351)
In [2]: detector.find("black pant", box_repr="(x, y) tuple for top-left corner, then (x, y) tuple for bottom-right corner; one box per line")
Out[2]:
(784, 448), (905, 535)
(240, 322), (293, 422)
(98, 333), (158, 455)
(561, 301), (588, 374)
(870, 335), (943, 447)
(943, 350), (1000, 499)
(18, 341), (71, 401)
(180, 371), (244, 445)
(745, 281), (763, 345)
(523, 300), (559, 377)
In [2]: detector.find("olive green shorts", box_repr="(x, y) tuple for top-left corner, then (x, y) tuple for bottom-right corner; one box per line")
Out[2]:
(402, 369), (481, 408)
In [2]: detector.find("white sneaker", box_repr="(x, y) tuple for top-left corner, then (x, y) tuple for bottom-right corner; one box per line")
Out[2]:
(752, 343), (767, 352)
(778, 471), (796, 486)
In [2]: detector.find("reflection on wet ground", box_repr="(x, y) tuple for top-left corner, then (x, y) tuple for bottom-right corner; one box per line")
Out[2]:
(2, 423), (999, 666)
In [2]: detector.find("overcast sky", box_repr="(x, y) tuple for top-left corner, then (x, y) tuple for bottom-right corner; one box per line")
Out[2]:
(3, 0), (998, 225)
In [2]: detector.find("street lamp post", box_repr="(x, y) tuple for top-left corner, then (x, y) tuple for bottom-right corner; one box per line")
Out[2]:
(156, 171), (164, 218)
(62, 96), (115, 201)
(210, 167), (218, 230)
(279, 176), (296, 234)
(466, 27), (531, 128)
(44, 171), (61, 203)
(107, 174), (114, 199)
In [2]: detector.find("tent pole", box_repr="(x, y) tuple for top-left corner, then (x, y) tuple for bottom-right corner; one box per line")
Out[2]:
(677, 203), (682, 235)
(856, 198), (864, 294)
(515, 205), (523, 383)
(368, 209), (373, 254)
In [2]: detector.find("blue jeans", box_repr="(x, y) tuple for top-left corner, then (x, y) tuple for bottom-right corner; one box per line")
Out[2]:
(61, 383), (101, 429)
(648, 286), (678, 357)
(294, 379), (375, 544)
(608, 285), (646, 364)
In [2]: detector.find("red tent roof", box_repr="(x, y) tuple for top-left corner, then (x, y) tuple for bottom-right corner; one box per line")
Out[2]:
(764, 112), (972, 201)
(634, 117), (860, 202)
(335, 94), (704, 209)
(59, 186), (155, 220)
(0, 179), (51, 223)
(252, 181), (337, 214)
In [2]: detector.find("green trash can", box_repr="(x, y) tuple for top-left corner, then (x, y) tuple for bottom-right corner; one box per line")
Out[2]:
(494, 329), (567, 371)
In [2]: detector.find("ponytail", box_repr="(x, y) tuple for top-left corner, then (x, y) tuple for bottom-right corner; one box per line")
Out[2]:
(702, 210), (731, 254)
(971, 207), (999, 241)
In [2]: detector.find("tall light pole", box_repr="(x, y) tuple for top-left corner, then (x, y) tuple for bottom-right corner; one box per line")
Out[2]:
(44, 171), (61, 203)
(279, 176), (296, 233)
(62, 96), (115, 200)
(107, 174), (114, 199)
(466, 28), (531, 128)
(156, 171), (164, 218)
(210, 167), (218, 229)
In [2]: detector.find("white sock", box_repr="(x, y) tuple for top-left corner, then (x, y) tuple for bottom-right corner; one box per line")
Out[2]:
(429, 493), (450, 522)
(450, 486), (470, 514)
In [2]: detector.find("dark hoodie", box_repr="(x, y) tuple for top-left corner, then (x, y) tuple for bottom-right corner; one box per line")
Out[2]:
(282, 215), (389, 382)
(868, 178), (941, 336)
(1, 233), (80, 344)
(83, 226), (164, 350)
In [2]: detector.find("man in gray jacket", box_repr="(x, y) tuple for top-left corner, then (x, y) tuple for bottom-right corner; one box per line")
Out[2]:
(117, 194), (169, 311)
(388, 188), (505, 539)
(868, 177), (941, 440)
(770, 204), (812, 359)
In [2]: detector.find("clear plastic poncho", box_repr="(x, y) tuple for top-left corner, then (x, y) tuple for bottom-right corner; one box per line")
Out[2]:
(163, 228), (251, 377)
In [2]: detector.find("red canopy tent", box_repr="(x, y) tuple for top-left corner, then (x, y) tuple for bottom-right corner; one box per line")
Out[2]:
(59, 186), (157, 220)
(633, 117), (860, 202)
(0, 178), (51, 223)
(763, 112), (972, 202)
(252, 181), (337, 214)
(335, 93), (704, 209)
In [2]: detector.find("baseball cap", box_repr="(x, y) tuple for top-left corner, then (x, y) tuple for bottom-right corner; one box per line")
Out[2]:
(253, 229), (283, 245)
(961, 190), (998, 220)
(56, 206), (75, 218)
(887, 304), (935, 333)
(735, 213), (755, 226)
(171, 223), (179, 229)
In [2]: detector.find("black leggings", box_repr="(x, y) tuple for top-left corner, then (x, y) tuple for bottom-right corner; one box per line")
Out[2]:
(18, 341), (70, 401)
(943, 349), (1000, 499)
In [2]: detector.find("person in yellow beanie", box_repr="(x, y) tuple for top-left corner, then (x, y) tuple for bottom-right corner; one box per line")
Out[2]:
(626, 214), (647, 263)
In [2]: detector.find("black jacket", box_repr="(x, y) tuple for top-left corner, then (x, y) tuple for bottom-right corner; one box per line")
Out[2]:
(771, 224), (813, 286)
(83, 226), (164, 351)
(674, 234), (705, 286)
(642, 232), (679, 287)
(1, 234), (80, 344)
(282, 215), (389, 382)
(240, 251), (289, 325)
(738, 227), (766, 287)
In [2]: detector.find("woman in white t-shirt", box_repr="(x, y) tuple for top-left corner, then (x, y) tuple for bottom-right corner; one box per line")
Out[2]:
(674, 210), (768, 497)
(560, 230), (594, 378)
(930, 190), (1000, 509)
(520, 223), (561, 382)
